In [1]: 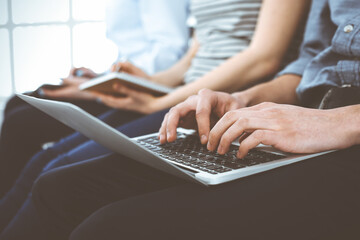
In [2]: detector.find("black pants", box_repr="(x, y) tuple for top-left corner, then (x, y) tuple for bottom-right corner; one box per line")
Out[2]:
(31, 146), (360, 240)
(0, 93), (111, 197)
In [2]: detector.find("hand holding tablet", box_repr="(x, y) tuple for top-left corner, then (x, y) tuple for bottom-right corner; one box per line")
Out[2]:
(79, 72), (175, 97)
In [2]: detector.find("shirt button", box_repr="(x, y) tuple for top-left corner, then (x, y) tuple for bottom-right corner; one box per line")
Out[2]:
(344, 24), (354, 33)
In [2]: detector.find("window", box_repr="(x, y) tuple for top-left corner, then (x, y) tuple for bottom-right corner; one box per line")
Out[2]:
(0, 29), (12, 97)
(0, 0), (117, 99)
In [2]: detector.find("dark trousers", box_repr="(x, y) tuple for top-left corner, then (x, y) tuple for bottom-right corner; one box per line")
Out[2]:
(30, 146), (360, 240)
(0, 94), (112, 197)
(0, 109), (168, 238)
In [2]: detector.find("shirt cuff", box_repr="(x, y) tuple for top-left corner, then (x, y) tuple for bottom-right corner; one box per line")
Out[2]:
(276, 58), (309, 77)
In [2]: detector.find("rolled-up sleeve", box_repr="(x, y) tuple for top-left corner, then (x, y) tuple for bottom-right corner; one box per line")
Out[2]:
(277, 0), (336, 77)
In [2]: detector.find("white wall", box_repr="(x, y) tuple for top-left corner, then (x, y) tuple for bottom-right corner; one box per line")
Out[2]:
(0, 0), (118, 132)
(0, 0), (117, 99)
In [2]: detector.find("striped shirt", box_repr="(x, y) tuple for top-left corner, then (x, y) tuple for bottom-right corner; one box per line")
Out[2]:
(184, 0), (262, 83)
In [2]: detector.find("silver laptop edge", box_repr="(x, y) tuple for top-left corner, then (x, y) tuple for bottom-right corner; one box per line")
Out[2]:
(18, 94), (331, 186)
(18, 94), (207, 186)
(134, 132), (330, 185)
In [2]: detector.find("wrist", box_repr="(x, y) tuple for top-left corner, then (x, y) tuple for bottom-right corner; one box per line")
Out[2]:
(329, 106), (360, 148)
(342, 105), (360, 146)
(231, 90), (252, 107)
(148, 96), (168, 113)
(148, 75), (159, 83)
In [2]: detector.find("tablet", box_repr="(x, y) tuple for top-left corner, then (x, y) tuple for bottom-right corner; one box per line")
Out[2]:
(79, 72), (175, 96)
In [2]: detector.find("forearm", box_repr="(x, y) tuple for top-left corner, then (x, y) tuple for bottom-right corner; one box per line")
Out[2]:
(234, 74), (301, 106)
(151, 54), (286, 110)
(152, 85), (200, 111)
(183, 48), (282, 93)
(337, 105), (360, 147)
(152, 48), (282, 110)
(156, 0), (310, 97)
(150, 41), (199, 87)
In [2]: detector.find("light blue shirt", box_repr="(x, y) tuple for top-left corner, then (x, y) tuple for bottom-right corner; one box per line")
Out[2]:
(105, 0), (190, 75)
(279, 0), (360, 106)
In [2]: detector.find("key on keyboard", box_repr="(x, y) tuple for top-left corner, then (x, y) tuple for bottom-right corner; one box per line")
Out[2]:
(137, 134), (285, 174)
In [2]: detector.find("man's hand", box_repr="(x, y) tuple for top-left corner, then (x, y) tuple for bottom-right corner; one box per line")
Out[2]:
(207, 102), (359, 158)
(41, 85), (96, 100)
(62, 67), (97, 85)
(159, 89), (247, 144)
(41, 67), (97, 100)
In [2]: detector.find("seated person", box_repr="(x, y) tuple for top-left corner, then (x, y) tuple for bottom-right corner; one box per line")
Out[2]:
(8, 0), (359, 239)
(0, 0), (190, 197)
(0, 0), (309, 237)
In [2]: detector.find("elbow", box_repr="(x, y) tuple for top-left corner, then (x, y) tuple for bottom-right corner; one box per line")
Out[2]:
(246, 46), (283, 77)
(260, 57), (282, 77)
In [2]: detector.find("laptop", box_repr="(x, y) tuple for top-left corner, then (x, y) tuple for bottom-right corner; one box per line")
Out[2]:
(18, 94), (330, 186)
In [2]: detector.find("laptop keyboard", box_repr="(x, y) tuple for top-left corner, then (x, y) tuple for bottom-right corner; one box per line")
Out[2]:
(137, 134), (286, 175)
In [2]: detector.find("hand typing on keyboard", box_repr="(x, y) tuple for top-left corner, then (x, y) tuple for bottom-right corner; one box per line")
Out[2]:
(159, 89), (246, 144)
(159, 89), (357, 158)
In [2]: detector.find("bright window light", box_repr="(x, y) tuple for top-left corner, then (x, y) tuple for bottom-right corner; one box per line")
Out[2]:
(0, 29), (12, 97)
(1, 0), (109, 99)
(0, 0), (8, 25)
(73, 22), (117, 73)
(13, 26), (71, 92)
(72, 0), (106, 21)
(12, 0), (69, 24)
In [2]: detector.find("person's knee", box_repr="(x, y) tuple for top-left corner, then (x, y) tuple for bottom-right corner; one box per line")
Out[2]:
(32, 170), (58, 211)
(4, 95), (25, 114)
(32, 168), (74, 216)
(69, 206), (125, 240)
(1, 102), (40, 137)
(69, 224), (94, 240)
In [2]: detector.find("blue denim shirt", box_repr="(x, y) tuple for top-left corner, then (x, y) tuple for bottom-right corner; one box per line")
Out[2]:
(279, 0), (360, 106)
